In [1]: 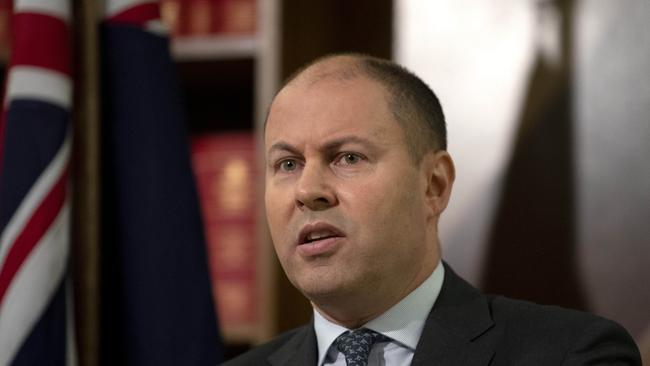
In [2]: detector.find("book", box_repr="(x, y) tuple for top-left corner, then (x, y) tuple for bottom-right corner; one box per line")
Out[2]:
(191, 132), (258, 337)
(214, 0), (256, 35)
(162, 0), (256, 37)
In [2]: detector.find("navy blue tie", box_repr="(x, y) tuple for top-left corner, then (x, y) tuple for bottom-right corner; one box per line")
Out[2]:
(334, 328), (389, 366)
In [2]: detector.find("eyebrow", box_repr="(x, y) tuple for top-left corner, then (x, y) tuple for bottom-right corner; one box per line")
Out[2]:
(267, 136), (377, 156)
(320, 136), (376, 152)
(267, 141), (299, 156)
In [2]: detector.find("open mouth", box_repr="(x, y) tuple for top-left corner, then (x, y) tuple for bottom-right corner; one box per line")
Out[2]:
(301, 229), (339, 244)
(298, 223), (344, 245)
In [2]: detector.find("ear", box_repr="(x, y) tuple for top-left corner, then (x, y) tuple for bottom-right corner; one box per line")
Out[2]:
(422, 150), (455, 218)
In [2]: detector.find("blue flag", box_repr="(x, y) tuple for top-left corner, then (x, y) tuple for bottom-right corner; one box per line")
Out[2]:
(100, 3), (222, 364)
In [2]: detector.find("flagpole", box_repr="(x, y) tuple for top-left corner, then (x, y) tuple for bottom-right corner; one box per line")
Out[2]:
(71, 0), (101, 364)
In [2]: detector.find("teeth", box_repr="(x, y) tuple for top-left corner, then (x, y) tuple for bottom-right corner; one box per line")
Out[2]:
(306, 230), (334, 242)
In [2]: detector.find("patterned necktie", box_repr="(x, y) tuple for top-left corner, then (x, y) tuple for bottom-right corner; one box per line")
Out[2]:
(334, 328), (390, 366)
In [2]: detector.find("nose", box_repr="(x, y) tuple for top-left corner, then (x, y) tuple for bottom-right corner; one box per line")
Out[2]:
(294, 162), (337, 211)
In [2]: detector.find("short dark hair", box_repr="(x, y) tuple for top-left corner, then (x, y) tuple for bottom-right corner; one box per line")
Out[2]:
(280, 53), (447, 161)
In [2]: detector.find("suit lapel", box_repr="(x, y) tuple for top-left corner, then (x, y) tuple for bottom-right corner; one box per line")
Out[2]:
(267, 324), (318, 366)
(266, 264), (495, 366)
(411, 263), (496, 366)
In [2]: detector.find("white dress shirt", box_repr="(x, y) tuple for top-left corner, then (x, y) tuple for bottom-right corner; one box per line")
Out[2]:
(313, 261), (445, 366)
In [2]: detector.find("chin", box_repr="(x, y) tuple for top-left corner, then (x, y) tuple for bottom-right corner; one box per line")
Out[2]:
(297, 281), (342, 300)
(294, 274), (351, 303)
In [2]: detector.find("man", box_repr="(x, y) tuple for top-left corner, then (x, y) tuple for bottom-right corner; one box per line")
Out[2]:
(223, 54), (641, 365)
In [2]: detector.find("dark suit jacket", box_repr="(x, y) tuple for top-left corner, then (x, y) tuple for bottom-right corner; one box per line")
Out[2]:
(222, 264), (641, 365)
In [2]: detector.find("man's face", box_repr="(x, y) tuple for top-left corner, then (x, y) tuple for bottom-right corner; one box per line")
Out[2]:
(264, 76), (437, 308)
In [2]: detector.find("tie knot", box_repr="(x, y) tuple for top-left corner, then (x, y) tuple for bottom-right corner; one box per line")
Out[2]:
(334, 328), (389, 366)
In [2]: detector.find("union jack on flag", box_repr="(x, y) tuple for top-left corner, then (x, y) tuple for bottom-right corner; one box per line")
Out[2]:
(0, 0), (222, 363)
(0, 0), (74, 365)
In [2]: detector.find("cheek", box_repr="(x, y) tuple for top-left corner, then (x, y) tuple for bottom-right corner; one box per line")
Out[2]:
(344, 173), (425, 243)
(348, 169), (422, 214)
(265, 187), (291, 246)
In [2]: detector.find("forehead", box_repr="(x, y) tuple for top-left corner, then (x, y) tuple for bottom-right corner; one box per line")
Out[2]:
(265, 76), (400, 148)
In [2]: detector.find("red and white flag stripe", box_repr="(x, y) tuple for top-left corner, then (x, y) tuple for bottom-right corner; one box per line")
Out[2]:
(0, 0), (73, 364)
(0, 142), (70, 365)
(105, 0), (168, 34)
(14, 0), (71, 21)
(5, 66), (72, 109)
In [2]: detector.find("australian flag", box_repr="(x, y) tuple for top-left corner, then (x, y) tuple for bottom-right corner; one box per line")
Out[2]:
(0, 0), (73, 365)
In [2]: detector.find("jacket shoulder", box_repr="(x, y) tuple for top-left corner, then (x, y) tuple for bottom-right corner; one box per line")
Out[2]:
(488, 295), (626, 335)
(487, 295), (641, 365)
(220, 326), (309, 366)
(489, 295), (601, 328)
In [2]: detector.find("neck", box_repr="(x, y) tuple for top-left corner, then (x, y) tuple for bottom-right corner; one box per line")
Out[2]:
(311, 258), (438, 329)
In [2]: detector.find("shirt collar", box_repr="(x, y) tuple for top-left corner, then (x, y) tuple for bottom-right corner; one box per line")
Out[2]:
(313, 261), (445, 366)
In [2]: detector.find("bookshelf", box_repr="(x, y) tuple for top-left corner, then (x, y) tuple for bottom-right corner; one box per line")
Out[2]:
(169, 0), (280, 348)
(172, 35), (258, 61)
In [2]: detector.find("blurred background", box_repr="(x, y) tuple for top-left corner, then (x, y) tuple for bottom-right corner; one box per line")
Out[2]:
(398, 0), (650, 351)
(0, 0), (648, 364)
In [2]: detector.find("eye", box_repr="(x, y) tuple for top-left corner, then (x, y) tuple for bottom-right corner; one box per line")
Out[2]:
(336, 153), (363, 166)
(278, 159), (298, 172)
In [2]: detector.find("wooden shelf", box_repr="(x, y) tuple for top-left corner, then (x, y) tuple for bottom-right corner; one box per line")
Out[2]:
(171, 35), (258, 61)
(172, 0), (279, 348)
